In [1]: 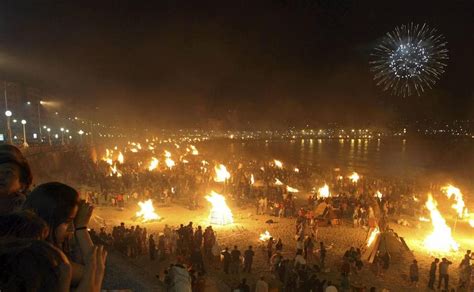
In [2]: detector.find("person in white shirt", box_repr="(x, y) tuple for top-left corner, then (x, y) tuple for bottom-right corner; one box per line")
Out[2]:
(325, 281), (338, 292)
(255, 276), (269, 292)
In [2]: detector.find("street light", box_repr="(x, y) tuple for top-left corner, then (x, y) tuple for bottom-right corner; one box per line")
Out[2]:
(47, 128), (52, 146)
(78, 130), (84, 144)
(5, 110), (12, 144)
(60, 127), (65, 145)
(21, 120), (28, 147)
(38, 101), (43, 142)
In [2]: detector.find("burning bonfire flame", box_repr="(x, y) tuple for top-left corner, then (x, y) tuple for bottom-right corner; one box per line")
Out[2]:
(102, 149), (114, 165)
(273, 159), (283, 169)
(470, 219), (474, 228)
(318, 184), (330, 198)
(348, 172), (360, 183)
(375, 191), (383, 200)
(190, 145), (199, 155)
(286, 185), (299, 193)
(366, 226), (380, 247)
(205, 191), (233, 225)
(214, 164), (230, 182)
(442, 185), (469, 218)
(148, 157), (159, 171)
(259, 230), (272, 241)
(117, 152), (124, 164)
(165, 158), (175, 169)
(424, 194), (459, 253)
(136, 199), (161, 222)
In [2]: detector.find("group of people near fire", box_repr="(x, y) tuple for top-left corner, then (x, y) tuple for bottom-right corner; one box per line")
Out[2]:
(0, 141), (473, 292)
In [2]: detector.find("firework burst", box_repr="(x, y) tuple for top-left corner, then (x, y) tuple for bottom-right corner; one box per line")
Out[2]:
(371, 23), (448, 97)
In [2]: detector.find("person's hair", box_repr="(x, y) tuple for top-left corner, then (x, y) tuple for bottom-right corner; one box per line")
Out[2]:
(0, 238), (66, 292)
(0, 144), (33, 190)
(23, 182), (79, 246)
(0, 210), (48, 240)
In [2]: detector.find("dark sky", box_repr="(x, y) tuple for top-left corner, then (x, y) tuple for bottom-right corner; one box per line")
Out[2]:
(0, 0), (472, 129)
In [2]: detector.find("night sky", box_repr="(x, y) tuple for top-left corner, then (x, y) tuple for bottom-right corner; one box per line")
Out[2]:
(0, 0), (472, 129)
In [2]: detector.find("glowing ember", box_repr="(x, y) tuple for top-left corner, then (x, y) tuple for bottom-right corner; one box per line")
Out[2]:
(424, 194), (459, 253)
(348, 172), (360, 183)
(136, 199), (161, 222)
(318, 184), (330, 198)
(250, 174), (255, 185)
(117, 152), (124, 164)
(419, 216), (430, 222)
(165, 158), (175, 169)
(442, 185), (468, 218)
(274, 178), (284, 186)
(294, 167), (299, 173)
(164, 150), (172, 158)
(286, 185), (299, 193)
(273, 159), (283, 169)
(375, 191), (383, 200)
(214, 164), (230, 182)
(130, 148), (138, 153)
(413, 196), (420, 202)
(205, 191), (233, 225)
(259, 230), (272, 241)
(336, 175), (343, 180)
(366, 227), (380, 247)
(148, 157), (159, 171)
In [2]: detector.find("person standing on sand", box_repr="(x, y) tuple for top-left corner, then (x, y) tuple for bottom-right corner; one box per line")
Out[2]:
(148, 235), (156, 260)
(221, 247), (231, 274)
(243, 245), (255, 273)
(409, 259), (419, 287)
(428, 258), (439, 289)
(319, 241), (327, 268)
(438, 257), (452, 291)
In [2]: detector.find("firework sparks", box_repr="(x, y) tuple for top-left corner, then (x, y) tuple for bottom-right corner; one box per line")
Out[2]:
(371, 23), (448, 97)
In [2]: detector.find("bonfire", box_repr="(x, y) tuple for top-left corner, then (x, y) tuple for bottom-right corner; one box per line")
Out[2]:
(259, 230), (272, 242)
(136, 199), (161, 222)
(424, 194), (459, 253)
(205, 191), (233, 225)
(214, 164), (230, 182)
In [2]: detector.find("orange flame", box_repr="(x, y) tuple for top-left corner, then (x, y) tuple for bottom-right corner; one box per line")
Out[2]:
(424, 194), (459, 252)
(214, 164), (230, 182)
(136, 199), (161, 222)
(205, 191), (233, 225)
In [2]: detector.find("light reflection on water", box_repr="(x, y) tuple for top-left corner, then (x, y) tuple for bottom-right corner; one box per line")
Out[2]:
(203, 138), (474, 186)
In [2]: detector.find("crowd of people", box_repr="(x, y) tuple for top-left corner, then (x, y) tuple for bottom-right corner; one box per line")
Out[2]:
(1, 142), (473, 292)
(0, 144), (107, 291)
